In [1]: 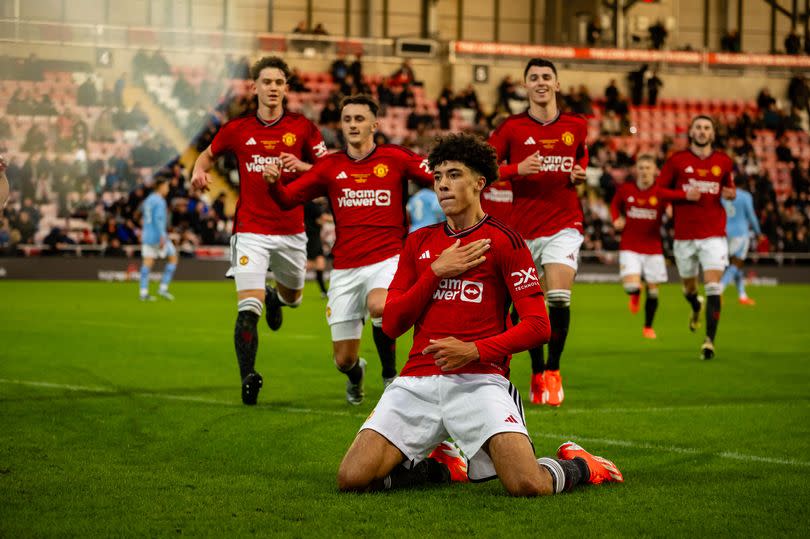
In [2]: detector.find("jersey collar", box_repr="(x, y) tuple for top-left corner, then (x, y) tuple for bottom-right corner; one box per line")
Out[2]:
(444, 214), (489, 238)
(255, 110), (285, 128)
(688, 147), (716, 161)
(346, 143), (377, 162)
(527, 109), (560, 126)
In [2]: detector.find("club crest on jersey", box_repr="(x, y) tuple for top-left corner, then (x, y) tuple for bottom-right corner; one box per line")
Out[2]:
(711, 165), (722, 177)
(261, 140), (279, 150)
(239, 256), (249, 265)
(326, 306), (332, 318)
(373, 163), (389, 178)
(282, 132), (297, 147)
(562, 131), (575, 146)
(649, 196), (658, 206)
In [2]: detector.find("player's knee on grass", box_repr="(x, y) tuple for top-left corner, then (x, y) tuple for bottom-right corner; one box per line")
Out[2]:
(337, 461), (374, 492)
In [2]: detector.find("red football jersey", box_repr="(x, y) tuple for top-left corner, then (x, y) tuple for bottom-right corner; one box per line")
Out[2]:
(480, 179), (513, 227)
(656, 149), (735, 240)
(268, 144), (433, 269)
(210, 112), (327, 235)
(488, 112), (589, 238)
(610, 183), (675, 255)
(389, 216), (545, 378)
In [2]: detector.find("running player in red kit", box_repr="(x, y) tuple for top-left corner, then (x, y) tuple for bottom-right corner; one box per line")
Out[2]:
(191, 56), (327, 405)
(488, 58), (588, 406)
(263, 95), (433, 404)
(336, 133), (623, 495)
(611, 154), (700, 338)
(657, 116), (735, 359)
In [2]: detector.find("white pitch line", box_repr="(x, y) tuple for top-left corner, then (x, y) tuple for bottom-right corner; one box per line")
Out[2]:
(2, 378), (806, 467)
(524, 402), (807, 415)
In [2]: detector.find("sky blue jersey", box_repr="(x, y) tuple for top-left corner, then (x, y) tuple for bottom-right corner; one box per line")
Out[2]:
(723, 189), (761, 238)
(141, 192), (168, 245)
(406, 188), (444, 233)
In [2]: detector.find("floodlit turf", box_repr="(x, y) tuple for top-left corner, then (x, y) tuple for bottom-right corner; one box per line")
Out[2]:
(1, 280), (808, 537)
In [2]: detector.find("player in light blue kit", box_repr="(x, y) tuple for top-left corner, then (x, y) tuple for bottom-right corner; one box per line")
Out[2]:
(140, 178), (178, 301)
(406, 186), (444, 232)
(721, 178), (762, 305)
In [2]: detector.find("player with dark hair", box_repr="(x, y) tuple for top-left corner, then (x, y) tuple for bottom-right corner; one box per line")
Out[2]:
(488, 58), (589, 406)
(657, 115), (736, 359)
(191, 56), (327, 405)
(139, 178), (178, 301)
(304, 199), (330, 298)
(336, 133), (623, 495)
(611, 155), (700, 338)
(263, 94), (433, 404)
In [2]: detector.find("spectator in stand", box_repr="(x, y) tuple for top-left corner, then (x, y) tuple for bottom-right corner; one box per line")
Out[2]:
(150, 49), (171, 75)
(22, 124), (47, 153)
(287, 68), (310, 93)
(292, 20), (308, 33)
(43, 223), (76, 255)
(647, 71), (663, 106)
(628, 65), (647, 106)
(586, 18), (602, 46)
(390, 60), (416, 86)
(349, 54), (363, 83)
(104, 236), (126, 257)
(437, 91), (453, 130)
(721, 30), (741, 52)
(788, 75), (809, 114)
(15, 211), (36, 244)
(330, 53), (349, 84)
(312, 23), (329, 35)
(649, 20), (668, 50)
(785, 29), (802, 55)
(775, 136), (795, 163)
(77, 76), (98, 106)
(92, 108), (117, 142)
(173, 73), (197, 108)
(33, 93), (57, 116)
(605, 79), (620, 112)
(757, 88), (776, 111)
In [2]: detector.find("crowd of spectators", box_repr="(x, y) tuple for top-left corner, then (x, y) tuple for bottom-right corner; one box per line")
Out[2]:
(2, 53), (809, 260)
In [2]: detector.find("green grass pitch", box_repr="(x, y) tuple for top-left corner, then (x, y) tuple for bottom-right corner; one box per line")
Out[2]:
(1, 280), (808, 537)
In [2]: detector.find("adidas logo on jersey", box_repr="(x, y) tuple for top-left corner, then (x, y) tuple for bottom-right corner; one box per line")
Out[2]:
(419, 250), (431, 260)
(685, 166), (694, 173)
(245, 137), (257, 146)
(504, 415), (519, 424)
(336, 171), (348, 180)
(524, 136), (537, 145)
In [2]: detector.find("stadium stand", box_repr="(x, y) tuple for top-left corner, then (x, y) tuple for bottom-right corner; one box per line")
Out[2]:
(1, 53), (809, 259)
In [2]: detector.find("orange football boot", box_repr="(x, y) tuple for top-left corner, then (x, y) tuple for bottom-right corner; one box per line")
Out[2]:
(628, 294), (640, 314)
(738, 296), (756, 306)
(556, 441), (624, 484)
(428, 441), (469, 483)
(530, 372), (546, 405)
(543, 370), (564, 407)
(642, 327), (657, 339)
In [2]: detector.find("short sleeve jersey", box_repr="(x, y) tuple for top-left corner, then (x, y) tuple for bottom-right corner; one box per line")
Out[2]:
(272, 144), (433, 269)
(210, 112), (327, 235)
(391, 216), (543, 377)
(656, 149), (735, 240)
(488, 112), (589, 238)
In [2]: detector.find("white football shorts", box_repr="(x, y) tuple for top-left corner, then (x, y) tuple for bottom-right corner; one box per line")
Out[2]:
(673, 237), (729, 278)
(525, 228), (584, 272)
(727, 235), (751, 260)
(619, 250), (668, 284)
(326, 255), (399, 340)
(141, 240), (176, 260)
(229, 232), (307, 291)
(360, 373), (530, 482)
